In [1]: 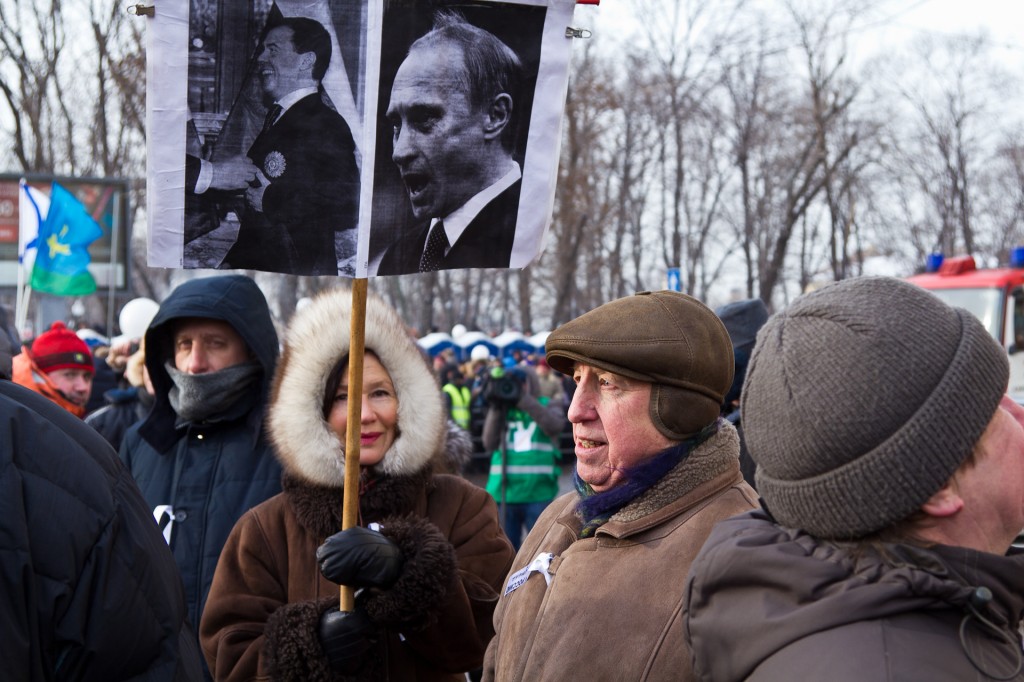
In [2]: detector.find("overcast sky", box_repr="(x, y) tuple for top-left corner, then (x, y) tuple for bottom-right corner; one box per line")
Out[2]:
(564, 0), (1024, 299)
(576, 0), (1024, 70)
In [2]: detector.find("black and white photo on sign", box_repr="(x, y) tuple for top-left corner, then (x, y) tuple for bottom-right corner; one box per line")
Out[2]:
(179, 0), (365, 276)
(369, 1), (546, 276)
(186, 1), (366, 276)
(146, 0), (575, 278)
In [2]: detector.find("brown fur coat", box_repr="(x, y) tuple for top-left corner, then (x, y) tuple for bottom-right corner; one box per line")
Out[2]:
(199, 289), (514, 681)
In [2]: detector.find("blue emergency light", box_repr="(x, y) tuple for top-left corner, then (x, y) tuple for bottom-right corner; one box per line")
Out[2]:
(1011, 246), (1024, 269)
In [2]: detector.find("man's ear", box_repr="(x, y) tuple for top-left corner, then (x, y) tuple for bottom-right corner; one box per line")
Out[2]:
(482, 93), (513, 140)
(299, 52), (316, 73)
(920, 483), (964, 518)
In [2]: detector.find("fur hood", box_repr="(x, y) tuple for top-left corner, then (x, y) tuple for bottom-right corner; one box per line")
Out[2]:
(268, 288), (445, 486)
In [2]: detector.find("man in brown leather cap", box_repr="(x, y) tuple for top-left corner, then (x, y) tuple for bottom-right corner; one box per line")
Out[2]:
(483, 290), (758, 682)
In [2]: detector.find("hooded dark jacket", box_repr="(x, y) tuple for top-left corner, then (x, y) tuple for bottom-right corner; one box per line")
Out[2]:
(86, 385), (152, 450)
(1, 380), (203, 682)
(715, 298), (768, 489)
(685, 509), (1024, 681)
(200, 287), (514, 681)
(0, 304), (17, 379)
(119, 275), (283, 638)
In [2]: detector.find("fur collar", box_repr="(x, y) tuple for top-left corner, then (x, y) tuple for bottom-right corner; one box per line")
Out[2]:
(267, 288), (445, 486)
(283, 470), (432, 539)
(611, 421), (741, 524)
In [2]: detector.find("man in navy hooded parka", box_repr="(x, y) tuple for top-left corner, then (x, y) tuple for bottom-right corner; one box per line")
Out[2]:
(120, 275), (282, 680)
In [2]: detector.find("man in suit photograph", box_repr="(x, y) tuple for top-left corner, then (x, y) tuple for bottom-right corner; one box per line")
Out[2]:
(186, 154), (258, 196)
(220, 15), (360, 276)
(376, 11), (525, 275)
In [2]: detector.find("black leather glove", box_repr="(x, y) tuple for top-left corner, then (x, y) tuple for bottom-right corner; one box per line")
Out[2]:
(318, 608), (378, 674)
(316, 526), (404, 589)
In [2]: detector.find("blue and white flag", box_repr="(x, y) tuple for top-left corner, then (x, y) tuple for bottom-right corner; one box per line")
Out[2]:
(18, 179), (49, 271)
(30, 182), (103, 296)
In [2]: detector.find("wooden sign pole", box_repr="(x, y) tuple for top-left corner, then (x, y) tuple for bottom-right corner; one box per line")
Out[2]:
(340, 278), (367, 611)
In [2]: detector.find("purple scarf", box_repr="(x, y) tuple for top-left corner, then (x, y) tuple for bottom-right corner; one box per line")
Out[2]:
(574, 419), (720, 538)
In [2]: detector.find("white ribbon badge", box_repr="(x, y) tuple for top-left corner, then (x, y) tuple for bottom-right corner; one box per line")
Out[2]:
(504, 552), (554, 596)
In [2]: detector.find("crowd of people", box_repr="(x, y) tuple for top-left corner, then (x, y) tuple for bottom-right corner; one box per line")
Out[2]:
(5, 273), (1024, 681)
(0, 310), (156, 445)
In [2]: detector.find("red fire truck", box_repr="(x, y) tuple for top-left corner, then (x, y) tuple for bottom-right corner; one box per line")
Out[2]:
(905, 250), (1024, 403)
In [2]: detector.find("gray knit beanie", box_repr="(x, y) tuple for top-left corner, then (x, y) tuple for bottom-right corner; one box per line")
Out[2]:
(742, 276), (1008, 539)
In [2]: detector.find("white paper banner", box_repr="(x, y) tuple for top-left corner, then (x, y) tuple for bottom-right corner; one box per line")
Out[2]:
(146, 0), (577, 278)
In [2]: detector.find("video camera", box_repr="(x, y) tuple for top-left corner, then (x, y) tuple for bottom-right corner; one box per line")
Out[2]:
(483, 367), (525, 407)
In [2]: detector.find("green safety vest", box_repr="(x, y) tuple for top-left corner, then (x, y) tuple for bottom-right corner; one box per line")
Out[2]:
(442, 383), (472, 429)
(486, 396), (560, 504)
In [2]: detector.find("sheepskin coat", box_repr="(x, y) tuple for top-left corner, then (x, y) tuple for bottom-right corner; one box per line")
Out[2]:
(483, 424), (759, 681)
(199, 288), (514, 681)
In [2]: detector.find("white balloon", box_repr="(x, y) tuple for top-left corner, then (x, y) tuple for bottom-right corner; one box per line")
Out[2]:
(119, 298), (160, 338)
(451, 324), (467, 339)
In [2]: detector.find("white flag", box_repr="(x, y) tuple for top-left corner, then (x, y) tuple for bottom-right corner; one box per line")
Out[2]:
(18, 179), (49, 272)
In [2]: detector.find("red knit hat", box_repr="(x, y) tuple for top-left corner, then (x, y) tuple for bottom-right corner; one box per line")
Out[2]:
(31, 322), (94, 375)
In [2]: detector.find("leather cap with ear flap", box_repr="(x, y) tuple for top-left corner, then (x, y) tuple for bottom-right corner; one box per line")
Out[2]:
(652, 385), (723, 441)
(546, 290), (733, 440)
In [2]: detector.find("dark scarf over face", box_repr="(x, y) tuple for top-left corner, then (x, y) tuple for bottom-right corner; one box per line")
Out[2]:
(165, 360), (262, 423)
(574, 419), (721, 538)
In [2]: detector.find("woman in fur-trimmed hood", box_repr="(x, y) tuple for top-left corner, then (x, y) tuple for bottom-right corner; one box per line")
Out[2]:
(199, 288), (515, 682)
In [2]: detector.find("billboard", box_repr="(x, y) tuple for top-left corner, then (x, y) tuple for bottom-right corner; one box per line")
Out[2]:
(0, 173), (132, 290)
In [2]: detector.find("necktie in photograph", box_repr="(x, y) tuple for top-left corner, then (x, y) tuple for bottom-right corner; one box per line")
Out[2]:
(260, 104), (282, 135)
(419, 221), (449, 272)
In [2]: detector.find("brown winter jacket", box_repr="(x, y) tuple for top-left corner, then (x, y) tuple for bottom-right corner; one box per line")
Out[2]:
(483, 422), (758, 681)
(201, 471), (513, 681)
